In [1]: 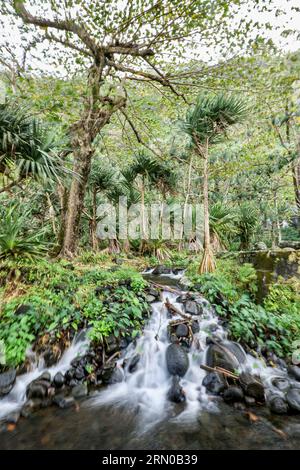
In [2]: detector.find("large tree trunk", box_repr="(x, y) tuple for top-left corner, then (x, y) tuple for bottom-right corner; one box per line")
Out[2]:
(199, 139), (215, 274)
(60, 127), (94, 258)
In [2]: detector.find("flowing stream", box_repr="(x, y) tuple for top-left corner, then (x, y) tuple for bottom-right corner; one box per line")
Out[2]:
(1, 272), (300, 449)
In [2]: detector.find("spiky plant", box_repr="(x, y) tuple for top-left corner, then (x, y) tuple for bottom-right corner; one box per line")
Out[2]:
(182, 93), (248, 273)
(210, 202), (237, 251)
(236, 203), (259, 250)
(0, 104), (68, 191)
(0, 204), (48, 261)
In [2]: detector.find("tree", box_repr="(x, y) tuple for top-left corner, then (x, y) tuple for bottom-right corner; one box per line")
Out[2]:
(182, 93), (247, 273)
(2, 0), (269, 257)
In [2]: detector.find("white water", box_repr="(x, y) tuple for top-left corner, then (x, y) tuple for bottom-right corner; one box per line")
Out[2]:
(0, 332), (89, 421)
(90, 283), (293, 426)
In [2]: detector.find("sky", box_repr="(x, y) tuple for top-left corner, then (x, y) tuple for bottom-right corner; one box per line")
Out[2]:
(0, 0), (299, 77)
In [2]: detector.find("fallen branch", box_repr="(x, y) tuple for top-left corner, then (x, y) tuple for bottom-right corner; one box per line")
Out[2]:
(200, 364), (239, 380)
(149, 281), (183, 295)
(165, 297), (192, 320)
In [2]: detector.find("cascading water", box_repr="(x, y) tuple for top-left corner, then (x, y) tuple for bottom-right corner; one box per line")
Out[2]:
(0, 331), (89, 421)
(89, 271), (298, 424)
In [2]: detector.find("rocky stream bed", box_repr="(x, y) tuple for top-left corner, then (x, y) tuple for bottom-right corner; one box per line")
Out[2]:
(1, 268), (300, 449)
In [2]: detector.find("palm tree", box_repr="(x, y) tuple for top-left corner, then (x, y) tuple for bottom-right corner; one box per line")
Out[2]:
(0, 103), (68, 193)
(182, 93), (247, 273)
(125, 151), (162, 245)
(236, 202), (258, 250)
(88, 163), (118, 251)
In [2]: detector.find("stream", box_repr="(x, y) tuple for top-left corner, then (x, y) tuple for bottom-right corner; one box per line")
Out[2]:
(1, 272), (300, 450)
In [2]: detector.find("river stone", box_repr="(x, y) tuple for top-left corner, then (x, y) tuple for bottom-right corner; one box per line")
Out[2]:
(0, 369), (16, 396)
(53, 395), (76, 409)
(271, 377), (290, 392)
(53, 372), (65, 388)
(108, 367), (124, 384)
(205, 343), (240, 372)
(268, 395), (289, 414)
(244, 396), (256, 406)
(152, 265), (172, 275)
(167, 376), (185, 403)
(71, 383), (88, 398)
(223, 386), (244, 403)
(128, 354), (140, 373)
(38, 372), (51, 382)
(202, 372), (226, 395)
(146, 294), (157, 303)
(5, 411), (20, 424)
(74, 367), (85, 381)
(26, 381), (49, 399)
(286, 388), (300, 411)
(166, 344), (189, 377)
(288, 365), (300, 381)
(222, 341), (247, 365)
(191, 320), (200, 334)
(184, 301), (199, 316)
(175, 324), (189, 338)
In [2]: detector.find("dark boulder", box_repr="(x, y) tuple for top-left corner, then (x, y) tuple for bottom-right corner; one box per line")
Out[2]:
(53, 372), (65, 388)
(223, 386), (244, 403)
(0, 369), (16, 397)
(43, 348), (61, 368)
(152, 265), (172, 275)
(191, 320), (200, 334)
(222, 341), (247, 365)
(239, 372), (265, 400)
(202, 372), (226, 395)
(74, 367), (85, 381)
(53, 395), (76, 409)
(175, 324), (189, 338)
(26, 381), (49, 399)
(166, 343), (189, 377)
(167, 376), (186, 403)
(184, 301), (200, 316)
(108, 367), (124, 384)
(286, 388), (300, 412)
(267, 394), (289, 414)
(271, 377), (290, 392)
(128, 354), (140, 373)
(205, 343), (240, 372)
(288, 365), (300, 381)
(71, 383), (88, 398)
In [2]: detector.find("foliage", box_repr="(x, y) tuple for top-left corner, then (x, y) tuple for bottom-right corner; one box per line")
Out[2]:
(0, 203), (48, 261)
(0, 259), (148, 367)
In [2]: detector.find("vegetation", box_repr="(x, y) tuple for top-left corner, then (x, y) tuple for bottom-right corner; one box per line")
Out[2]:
(0, 1), (299, 375)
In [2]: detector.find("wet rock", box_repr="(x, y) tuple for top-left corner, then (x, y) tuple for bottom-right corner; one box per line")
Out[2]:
(184, 301), (200, 316)
(239, 372), (264, 400)
(53, 395), (76, 409)
(71, 383), (88, 398)
(267, 394), (288, 414)
(146, 294), (157, 303)
(108, 367), (124, 384)
(166, 343), (189, 377)
(234, 402), (246, 411)
(0, 369), (16, 397)
(167, 376), (186, 403)
(223, 386), (244, 403)
(223, 341), (247, 365)
(119, 338), (128, 350)
(69, 379), (79, 388)
(288, 365), (300, 381)
(286, 388), (300, 412)
(128, 354), (140, 373)
(170, 333), (178, 344)
(205, 343), (240, 372)
(176, 294), (188, 304)
(53, 372), (65, 388)
(101, 366), (115, 384)
(26, 381), (49, 399)
(105, 335), (118, 354)
(271, 377), (290, 392)
(244, 396), (256, 406)
(43, 348), (61, 367)
(175, 324), (189, 338)
(152, 265), (172, 275)
(202, 372), (226, 395)
(191, 320), (200, 334)
(74, 367), (85, 381)
(38, 372), (51, 382)
(65, 368), (75, 382)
